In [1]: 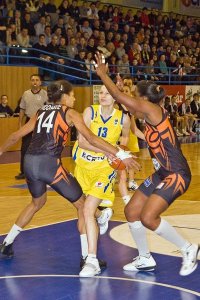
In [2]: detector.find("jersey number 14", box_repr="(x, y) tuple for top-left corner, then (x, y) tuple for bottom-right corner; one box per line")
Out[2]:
(37, 111), (56, 133)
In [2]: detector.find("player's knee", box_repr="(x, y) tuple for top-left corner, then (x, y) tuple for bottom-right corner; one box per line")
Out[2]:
(83, 204), (95, 219)
(140, 212), (154, 230)
(124, 203), (139, 222)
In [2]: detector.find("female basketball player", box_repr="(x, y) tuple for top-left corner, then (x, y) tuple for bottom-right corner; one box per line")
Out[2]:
(0, 80), (138, 261)
(72, 84), (131, 277)
(94, 53), (199, 276)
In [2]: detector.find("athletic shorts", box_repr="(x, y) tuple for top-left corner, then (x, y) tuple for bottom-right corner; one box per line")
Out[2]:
(24, 154), (83, 202)
(74, 165), (117, 207)
(139, 171), (191, 205)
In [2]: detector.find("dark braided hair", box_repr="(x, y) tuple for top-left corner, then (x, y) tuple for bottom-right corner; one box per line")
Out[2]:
(47, 80), (73, 103)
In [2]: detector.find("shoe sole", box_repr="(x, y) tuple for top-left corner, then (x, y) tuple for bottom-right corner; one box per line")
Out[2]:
(123, 265), (156, 272)
(79, 270), (101, 278)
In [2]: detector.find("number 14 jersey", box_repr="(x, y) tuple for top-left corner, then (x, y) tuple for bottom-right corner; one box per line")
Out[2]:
(72, 105), (124, 170)
(27, 104), (70, 157)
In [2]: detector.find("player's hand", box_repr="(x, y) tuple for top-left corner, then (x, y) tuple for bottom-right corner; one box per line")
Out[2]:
(116, 73), (124, 91)
(94, 52), (108, 76)
(123, 157), (141, 171)
(105, 152), (116, 161)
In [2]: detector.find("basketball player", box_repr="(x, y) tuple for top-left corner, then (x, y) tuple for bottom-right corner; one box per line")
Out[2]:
(72, 85), (131, 277)
(0, 80), (138, 262)
(94, 53), (199, 276)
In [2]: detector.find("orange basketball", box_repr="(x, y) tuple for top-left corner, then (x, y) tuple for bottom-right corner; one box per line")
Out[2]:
(108, 145), (129, 170)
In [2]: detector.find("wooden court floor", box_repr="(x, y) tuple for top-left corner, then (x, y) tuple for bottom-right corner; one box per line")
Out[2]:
(0, 143), (200, 235)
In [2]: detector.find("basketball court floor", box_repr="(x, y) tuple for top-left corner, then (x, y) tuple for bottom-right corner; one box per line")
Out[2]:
(0, 138), (200, 300)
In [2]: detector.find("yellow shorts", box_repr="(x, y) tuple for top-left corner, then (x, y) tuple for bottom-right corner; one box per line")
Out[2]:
(74, 165), (117, 207)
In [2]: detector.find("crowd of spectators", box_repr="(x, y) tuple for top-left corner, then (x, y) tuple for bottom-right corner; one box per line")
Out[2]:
(0, 0), (200, 83)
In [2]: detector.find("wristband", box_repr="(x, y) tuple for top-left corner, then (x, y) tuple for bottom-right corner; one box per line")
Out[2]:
(116, 149), (132, 160)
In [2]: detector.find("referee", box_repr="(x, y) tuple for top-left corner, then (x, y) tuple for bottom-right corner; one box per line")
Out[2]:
(15, 74), (48, 179)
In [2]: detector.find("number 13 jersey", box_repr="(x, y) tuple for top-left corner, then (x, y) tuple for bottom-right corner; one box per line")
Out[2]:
(72, 105), (124, 170)
(27, 104), (70, 157)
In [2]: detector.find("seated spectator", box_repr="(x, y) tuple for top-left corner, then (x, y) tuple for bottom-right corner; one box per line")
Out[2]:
(68, 0), (80, 21)
(141, 7), (150, 28)
(53, 17), (65, 35)
(178, 98), (197, 135)
(58, 0), (70, 16)
(0, 95), (13, 116)
(117, 54), (130, 76)
(87, 2), (99, 20)
(80, 19), (93, 39)
(9, 10), (21, 35)
(145, 59), (159, 81)
(17, 28), (31, 47)
(128, 42), (141, 65)
(66, 36), (78, 59)
(46, 35), (59, 57)
(44, 25), (52, 45)
(106, 42), (115, 56)
(77, 36), (87, 52)
(98, 5), (108, 22)
(85, 51), (98, 80)
(79, 1), (89, 19)
(36, 0), (46, 16)
(113, 7), (120, 23)
(45, 0), (57, 13)
(106, 31), (114, 44)
(108, 54), (118, 79)
(171, 95), (189, 136)
(6, 24), (17, 46)
(73, 49), (87, 81)
(34, 16), (46, 37)
(141, 43), (150, 65)
(112, 33), (121, 48)
(21, 12), (35, 37)
(190, 93), (200, 117)
(158, 54), (168, 81)
(33, 34), (47, 57)
(97, 38), (111, 59)
(86, 37), (96, 54)
(104, 21), (112, 34)
(115, 41), (126, 60)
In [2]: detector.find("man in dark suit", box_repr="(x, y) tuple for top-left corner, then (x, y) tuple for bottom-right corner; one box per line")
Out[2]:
(190, 93), (200, 117)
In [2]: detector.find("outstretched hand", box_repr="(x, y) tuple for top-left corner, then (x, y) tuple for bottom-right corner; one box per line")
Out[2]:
(94, 52), (108, 76)
(116, 73), (124, 91)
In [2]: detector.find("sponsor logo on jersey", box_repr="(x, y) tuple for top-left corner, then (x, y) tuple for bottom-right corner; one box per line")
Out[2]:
(152, 158), (161, 171)
(144, 177), (152, 187)
(81, 151), (105, 162)
(95, 182), (104, 188)
(42, 104), (61, 110)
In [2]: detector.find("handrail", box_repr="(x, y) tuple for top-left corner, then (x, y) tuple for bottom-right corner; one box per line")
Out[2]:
(0, 46), (199, 85)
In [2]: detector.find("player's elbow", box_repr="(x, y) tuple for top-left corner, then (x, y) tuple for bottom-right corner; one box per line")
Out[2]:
(10, 132), (19, 144)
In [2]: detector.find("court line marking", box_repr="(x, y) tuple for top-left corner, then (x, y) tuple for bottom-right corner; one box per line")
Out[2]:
(0, 274), (199, 296)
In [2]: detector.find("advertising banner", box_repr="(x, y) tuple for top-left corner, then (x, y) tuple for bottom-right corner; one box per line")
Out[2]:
(124, 0), (163, 9)
(162, 85), (186, 104)
(93, 85), (102, 104)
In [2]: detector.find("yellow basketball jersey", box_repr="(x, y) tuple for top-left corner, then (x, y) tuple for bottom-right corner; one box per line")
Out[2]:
(127, 131), (139, 153)
(72, 105), (124, 170)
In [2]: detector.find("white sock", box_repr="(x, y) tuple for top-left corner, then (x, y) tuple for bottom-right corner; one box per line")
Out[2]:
(80, 234), (88, 259)
(4, 224), (22, 245)
(129, 221), (150, 257)
(155, 219), (190, 250)
(122, 195), (131, 205)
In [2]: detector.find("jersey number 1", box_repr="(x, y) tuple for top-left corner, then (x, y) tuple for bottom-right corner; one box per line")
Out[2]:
(37, 111), (55, 133)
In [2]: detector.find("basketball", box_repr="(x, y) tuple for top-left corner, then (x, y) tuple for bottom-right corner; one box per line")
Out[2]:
(108, 145), (129, 170)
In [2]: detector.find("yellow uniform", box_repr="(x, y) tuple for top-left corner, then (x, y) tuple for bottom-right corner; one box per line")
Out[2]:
(127, 131), (139, 153)
(72, 105), (124, 207)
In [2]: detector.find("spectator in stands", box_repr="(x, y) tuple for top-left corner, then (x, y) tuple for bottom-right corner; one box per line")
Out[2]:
(58, 0), (69, 16)
(85, 51), (98, 80)
(112, 32), (121, 48)
(53, 17), (65, 35)
(104, 21), (111, 34)
(178, 98), (197, 135)
(115, 41), (126, 60)
(45, 0), (57, 13)
(141, 43), (150, 65)
(17, 28), (31, 47)
(36, 0), (46, 16)
(0, 95), (13, 116)
(117, 54), (130, 75)
(34, 16), (46, 37)
(9, 10), (21, 35)
(108, 54), (117, 79)
(141, 7), (150, 28)
(79, 1), (89, 19)
(46, 35), (59, 56)
(21, 12), (35, 38)
(113, 6), (120, 23)
(73, 49), (87, 81)
(191, 93), (200, 117)
(87, 2), (99, 20)
(106, 31), (114, 44)
(77, 36), (87, 52)
(97, 38), (111, 59)
(158, 54), (168, 81)
(81, 19), (93, 39)
(128, 42), (141, 65)
(86, 37), (96, 54)
(145, 59), (159, 81)
(134, 10), (142, 32)
(66, 36), (78, 59)
(106, 42), (115, 56)
(6, 24), (17, 46)
(43, 25), (51, 45)
(98, 5), (108, 22)
(68, 0), (80, 21)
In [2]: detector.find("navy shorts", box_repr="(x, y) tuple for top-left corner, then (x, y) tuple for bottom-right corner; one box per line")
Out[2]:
(139, 171), (191, 205)
(24, 154), (83, 202)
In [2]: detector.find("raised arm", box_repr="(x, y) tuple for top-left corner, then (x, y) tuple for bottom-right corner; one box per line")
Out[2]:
(130, 116), (145, 141)
(0, 115), (37, 154)
(95, 53), (158, 118)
